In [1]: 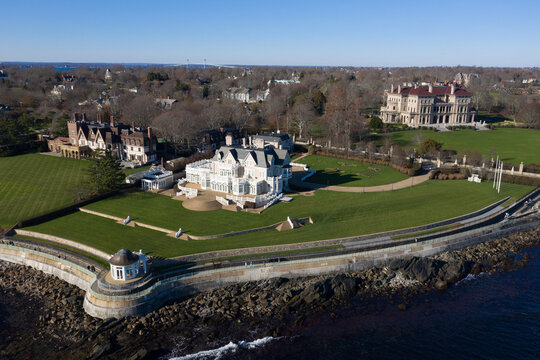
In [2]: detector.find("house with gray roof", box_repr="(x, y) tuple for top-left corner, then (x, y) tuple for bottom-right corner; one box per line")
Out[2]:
(185, 145), (292, 198)
(250, 132), (294, 152)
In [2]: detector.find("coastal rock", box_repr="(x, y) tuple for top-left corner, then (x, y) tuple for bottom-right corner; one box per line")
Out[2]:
(434, 279), (448, 291)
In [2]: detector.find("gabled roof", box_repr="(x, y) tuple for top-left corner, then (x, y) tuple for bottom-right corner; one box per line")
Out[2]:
(214, 146), (289, 168)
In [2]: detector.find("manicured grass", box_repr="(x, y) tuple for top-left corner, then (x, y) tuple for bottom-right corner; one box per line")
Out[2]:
(0, 154), (90, 227)
(300, 155), (408, 187)
(24, 180), (533, 258)
(388, 128), (540, 165)
(123, 165), (151, 176)
(0, 153), (153, 228)
(13, 234), (110, 269)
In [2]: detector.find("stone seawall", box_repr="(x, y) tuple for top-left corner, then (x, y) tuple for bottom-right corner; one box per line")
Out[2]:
(2, 216), (539, 319)
(0, 244), (97, 292)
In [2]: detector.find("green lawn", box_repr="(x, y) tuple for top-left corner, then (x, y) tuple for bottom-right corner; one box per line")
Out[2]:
(389, 128), (540, 165)
(0, 153), (153, 228)
(0, 154), (90, 227)
(23, 180), (533, 258)
(300, 155), (408, 186)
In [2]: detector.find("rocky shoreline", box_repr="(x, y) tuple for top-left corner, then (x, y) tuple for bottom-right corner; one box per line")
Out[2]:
(1, 227), (539, 359)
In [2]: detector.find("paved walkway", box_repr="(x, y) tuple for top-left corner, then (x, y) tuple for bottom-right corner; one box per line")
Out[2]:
(290, 153), (431, 193)
(290, 169), (431, 193)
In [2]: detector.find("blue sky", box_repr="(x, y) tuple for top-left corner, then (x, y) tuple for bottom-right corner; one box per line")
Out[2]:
(2, 0), (539, 66)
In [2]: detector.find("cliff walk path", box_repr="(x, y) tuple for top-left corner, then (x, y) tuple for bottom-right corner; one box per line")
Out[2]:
(290, 153), (431, 193)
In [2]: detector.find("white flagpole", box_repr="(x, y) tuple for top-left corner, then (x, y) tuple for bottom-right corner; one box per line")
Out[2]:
(498, 161), (503, 193)
(493, 156), (499, 188)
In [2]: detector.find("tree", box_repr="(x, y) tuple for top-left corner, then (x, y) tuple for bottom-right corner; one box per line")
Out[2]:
(369, 116), (383, 131)
(418, 138), (442, 155)
(312, 89), (326, 115)
(121, 95), (159, 128)
(85, 153), (125, 195)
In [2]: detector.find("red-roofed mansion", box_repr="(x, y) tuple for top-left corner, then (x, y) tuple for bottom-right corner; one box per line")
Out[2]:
(380, 84), (475, 126)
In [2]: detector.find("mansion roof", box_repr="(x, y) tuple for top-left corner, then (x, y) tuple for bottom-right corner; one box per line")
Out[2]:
(389, 86), (471, 97)
(214, 146), (289, 168)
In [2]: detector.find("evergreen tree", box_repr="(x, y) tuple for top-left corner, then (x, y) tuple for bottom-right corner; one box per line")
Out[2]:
(85, 153), (125, 195)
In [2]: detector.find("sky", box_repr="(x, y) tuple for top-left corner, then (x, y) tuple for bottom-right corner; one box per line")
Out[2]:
(2, 0), (540, 67)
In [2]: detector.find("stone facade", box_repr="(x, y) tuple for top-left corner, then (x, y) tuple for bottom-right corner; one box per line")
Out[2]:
(48, 113), (157, 164)
(380, 84), (476, 127)
(250, 132), (294, 152)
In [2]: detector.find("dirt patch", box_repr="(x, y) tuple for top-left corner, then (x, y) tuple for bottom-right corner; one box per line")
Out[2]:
(368, 167), (381, 172)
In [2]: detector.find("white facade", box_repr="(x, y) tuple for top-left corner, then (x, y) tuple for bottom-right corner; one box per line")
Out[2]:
(186, 146), (292, 196)
(141, 167), (174, 190)
(109, 249), (148, 281)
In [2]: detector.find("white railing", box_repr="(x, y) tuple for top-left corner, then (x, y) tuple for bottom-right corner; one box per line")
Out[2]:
(215, 196), (230, 206)
(176, 186), (198, 199)
(290, 162), (309, 171)
(263, 193), (283, 210)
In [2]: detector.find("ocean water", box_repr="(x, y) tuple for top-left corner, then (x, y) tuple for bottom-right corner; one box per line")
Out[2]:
(175, 246), (540, 360)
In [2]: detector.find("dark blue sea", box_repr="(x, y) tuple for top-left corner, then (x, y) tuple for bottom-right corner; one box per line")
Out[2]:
(174, 246), (540, 360)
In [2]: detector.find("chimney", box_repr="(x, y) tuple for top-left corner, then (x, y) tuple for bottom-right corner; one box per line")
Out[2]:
(97, 113), (101, 124)
(397, 85), (401, 94)
(147, 127), (152, 138)
(414, 83), (418, 89)
(82, 113), (87, 122)
(167, 96), (170, 100)
(391, 84), (394, 93)
(109, 115), (114, 127)
(428, 84), (433, 93)
(242, 137), (247, 147)
(225, 134), (233, 146)
(450, 84), (455, 95)
(132, 122), (135, 131)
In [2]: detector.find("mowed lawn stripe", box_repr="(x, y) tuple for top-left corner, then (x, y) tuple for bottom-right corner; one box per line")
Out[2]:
(0, 154), (90, 227)
(29, 180), (533, 258)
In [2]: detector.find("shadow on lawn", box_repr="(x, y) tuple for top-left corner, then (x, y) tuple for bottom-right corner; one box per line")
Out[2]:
(306, 172), (363, 186)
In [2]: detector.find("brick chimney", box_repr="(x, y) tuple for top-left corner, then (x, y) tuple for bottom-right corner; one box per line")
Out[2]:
(132, 122), (135, 131)
(147, 127), (152, 138)
(428, 84), (433, 93)
(109, 115), (114, 127)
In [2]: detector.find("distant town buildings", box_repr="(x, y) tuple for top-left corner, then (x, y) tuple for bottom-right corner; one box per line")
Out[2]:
(47, 113), (157, 164)
(454, 72), (478, 86)
(105, 68), (112, 81)
(380, 83), (475, 126)
(51, 84), (74, 97)
(222, 88), (270, 103)
(155, 97), (178, 110)
(522, 78), (538, 84)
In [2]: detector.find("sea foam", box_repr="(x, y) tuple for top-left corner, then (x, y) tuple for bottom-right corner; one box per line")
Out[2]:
(170, 336), (277, 360)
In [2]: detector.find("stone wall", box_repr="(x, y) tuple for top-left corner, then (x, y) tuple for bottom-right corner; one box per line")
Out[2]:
(2, 216), (539, 319)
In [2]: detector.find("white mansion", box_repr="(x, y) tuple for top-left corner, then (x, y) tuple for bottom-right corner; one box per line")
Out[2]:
(186, 145), (292, 197)
(380, 83), (476, 126)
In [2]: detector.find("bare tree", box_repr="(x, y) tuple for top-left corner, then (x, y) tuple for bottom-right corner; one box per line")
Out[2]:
(122, 95), (160, 127)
